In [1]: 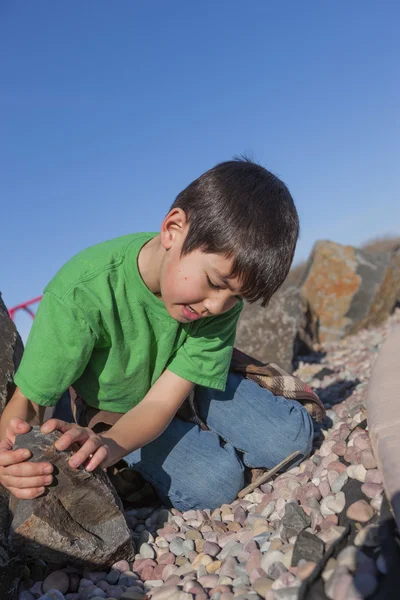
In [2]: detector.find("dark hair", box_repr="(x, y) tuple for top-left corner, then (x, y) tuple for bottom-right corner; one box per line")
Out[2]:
(170, 157), (299, 306)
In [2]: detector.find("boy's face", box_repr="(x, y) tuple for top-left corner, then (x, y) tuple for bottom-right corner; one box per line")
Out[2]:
(159, 210), (243, 323)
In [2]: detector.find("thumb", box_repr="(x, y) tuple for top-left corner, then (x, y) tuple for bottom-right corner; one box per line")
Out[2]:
(7, 418), (31, 439)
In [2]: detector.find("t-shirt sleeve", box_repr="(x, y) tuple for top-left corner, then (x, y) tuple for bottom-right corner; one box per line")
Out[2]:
(167, 301), (243, 390)
(14, 291), (96, 406)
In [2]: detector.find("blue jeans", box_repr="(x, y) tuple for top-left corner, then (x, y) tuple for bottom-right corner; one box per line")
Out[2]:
(56, 374), (313, 512)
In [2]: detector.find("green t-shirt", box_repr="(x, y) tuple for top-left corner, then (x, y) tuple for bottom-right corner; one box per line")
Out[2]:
(15, 233), (242, 413)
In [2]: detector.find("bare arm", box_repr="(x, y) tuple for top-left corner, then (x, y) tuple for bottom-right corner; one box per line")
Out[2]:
(62, 370), (195, 470)
(0, 387), (46, 440)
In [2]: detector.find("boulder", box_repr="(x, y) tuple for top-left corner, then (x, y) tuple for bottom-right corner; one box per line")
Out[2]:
(0, 291), (24, 599)
(0, 292), (24, 416)
(235, 286), (305, 373)
(10, 427), (135, 567)
(300, 240), (399, 344)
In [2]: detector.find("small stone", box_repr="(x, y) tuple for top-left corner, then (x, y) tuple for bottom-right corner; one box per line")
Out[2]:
(37, 592), (66, 600)
(112, 560), (130, 573)
(253, 576), (273, 596)
(43, 571), (70, 594)
(347, 464), (367, 483)
(198, 574), (219, 588)
(260, 550), (285, 573)
(332, 441), (346, 456)
(331, 472), (348, 493)
(360, 450), (377, 470)
(361, 483), (383, 498)
(336, 546), (358, 571)
(346, 500), (374, 522)
(203, 542), (221, 557)
(151, 586), (180, 600)
(292, 530), (324, 566)
(105, 570), (120, 585)
(319, 481), (331, 498)
(169, 538), (185, 556)
(266, 561), (288, 580)
(365, 469), (382, 485)
(281, 503), (310, 540)
(318, 525), (347, 546)
(296, 561), (316, 580)
(139, 542), (155, 560)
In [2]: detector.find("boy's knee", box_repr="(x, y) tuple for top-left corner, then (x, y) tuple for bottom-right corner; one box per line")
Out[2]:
(168, 448), (245, 512)
(247, 404), (313, 469)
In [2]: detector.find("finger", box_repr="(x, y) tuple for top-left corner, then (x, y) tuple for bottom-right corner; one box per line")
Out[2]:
(85, 445), (109, 472)
(54, 428), (94, 451)
(68, 436), (104, 469)
(1, 460), (53, 478)
(41, 419), (75, 435)
(0, 449), (31, 467)
(6, 417), (31, 437)
(8, 485), (46, 500)
(3, 473), (53, 489)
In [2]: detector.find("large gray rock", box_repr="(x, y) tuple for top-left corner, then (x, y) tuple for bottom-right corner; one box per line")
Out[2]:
(235, 286), (304, 373)
(0, 292), (24, 599)
(0, 292), (24, 416)
(10, 427), (134, 567)
(300, 240), (399, 344)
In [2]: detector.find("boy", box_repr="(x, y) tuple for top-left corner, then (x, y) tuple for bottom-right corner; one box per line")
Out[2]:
(0, 158), (313, 511)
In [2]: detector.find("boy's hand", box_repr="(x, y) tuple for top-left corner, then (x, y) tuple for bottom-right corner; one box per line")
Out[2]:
(0, 417), (53, 499)
(42, 419), (110, 472)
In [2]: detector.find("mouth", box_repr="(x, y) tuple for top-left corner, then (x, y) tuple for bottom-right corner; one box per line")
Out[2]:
(182, 304), (200, 321)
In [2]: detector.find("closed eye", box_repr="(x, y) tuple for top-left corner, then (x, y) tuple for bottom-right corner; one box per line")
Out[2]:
(206, 275), (221, 290)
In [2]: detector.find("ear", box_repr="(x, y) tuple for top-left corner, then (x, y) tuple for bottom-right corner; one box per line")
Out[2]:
(160, 208), (189, 250)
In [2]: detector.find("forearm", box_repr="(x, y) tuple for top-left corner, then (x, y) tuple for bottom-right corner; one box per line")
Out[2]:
(101, 371), (194, 466)
(0, 387), (45, 440)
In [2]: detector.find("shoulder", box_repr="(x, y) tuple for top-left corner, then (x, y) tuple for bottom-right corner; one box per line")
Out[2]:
(45, 233), (153, 300)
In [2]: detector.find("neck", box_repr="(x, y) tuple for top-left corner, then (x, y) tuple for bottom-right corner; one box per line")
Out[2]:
(137, 234), (164, 296)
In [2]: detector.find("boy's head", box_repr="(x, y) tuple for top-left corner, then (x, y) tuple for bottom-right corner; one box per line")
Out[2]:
(167, 157), (299, 309)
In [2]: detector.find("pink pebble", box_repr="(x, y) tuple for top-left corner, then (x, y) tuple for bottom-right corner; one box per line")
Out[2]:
(321, 453), (338, 468)
(360, 450), (377, 470)
(353, 435), (371, 451)
(112, 560), (130, 573)
(365, 469), (383, 485)
(319, 481), (331, 498)
(361, 483), (383, 498)
(346, 500), (374, 522)
(327, 461), (347, 473)
(332, 441), (347, 456)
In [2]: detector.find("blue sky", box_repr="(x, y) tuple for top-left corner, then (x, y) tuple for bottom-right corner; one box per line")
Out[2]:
(1, 1), (399, 340)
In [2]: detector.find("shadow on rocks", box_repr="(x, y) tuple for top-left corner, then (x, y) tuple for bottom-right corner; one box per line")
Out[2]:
(353, 492), (400, 600)
(317, 378), (361, 406)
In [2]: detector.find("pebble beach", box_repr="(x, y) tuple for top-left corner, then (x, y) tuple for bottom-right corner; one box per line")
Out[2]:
(19, 308), (400, 600)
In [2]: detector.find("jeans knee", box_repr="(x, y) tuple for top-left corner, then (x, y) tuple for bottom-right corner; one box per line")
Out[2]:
(244, 403), (314, 469)
(168, 447), (245, 512)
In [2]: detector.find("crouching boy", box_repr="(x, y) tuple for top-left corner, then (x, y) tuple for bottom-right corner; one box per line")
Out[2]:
(0, 158), (313, 511)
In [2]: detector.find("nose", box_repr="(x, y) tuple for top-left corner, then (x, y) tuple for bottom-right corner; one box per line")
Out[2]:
(203, 292), (236, 316)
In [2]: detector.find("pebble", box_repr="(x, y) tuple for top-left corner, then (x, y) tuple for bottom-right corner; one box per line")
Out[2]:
(43, 572), (70, 594)
(346, 500), (374, 522)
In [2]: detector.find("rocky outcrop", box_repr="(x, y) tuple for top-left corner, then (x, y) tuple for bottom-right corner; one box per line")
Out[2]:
(235, 287), (305, 373)
(0, 292), (24, 600)
(10, 428), (135, 567)
(299, 240), (398, 344)
(0, 292), (24, 416)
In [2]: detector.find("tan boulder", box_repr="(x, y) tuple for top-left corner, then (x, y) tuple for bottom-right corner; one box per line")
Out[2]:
(300, 240), (398, 344)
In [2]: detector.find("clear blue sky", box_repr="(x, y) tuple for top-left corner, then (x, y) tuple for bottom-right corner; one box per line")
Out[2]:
(1, 1), (399, 340)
